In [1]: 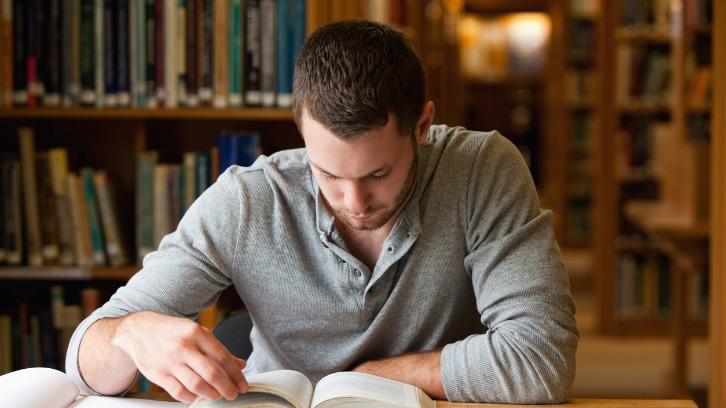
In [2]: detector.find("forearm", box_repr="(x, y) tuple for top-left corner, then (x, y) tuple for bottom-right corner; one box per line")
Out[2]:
(78, 315), (138, 395)
(352, 350), (446, 400)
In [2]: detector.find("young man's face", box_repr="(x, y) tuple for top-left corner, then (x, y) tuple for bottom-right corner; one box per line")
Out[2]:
(301, 111), (418, 231)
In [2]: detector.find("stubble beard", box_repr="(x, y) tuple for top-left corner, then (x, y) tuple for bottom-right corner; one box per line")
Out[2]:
(331, 152), (418, 231)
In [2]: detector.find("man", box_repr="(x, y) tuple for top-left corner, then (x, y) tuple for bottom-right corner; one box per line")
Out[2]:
(67, 20), (578, 404)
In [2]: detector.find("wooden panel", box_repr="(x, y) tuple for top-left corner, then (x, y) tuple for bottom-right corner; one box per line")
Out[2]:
(709, 0), (726, 406)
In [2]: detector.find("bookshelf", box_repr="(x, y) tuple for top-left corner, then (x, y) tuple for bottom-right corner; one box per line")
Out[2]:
(709, 0), (725, 406)
(0, 0), (460, 378)
(549, 0), (601, 248)
(595, 0), (712, 337)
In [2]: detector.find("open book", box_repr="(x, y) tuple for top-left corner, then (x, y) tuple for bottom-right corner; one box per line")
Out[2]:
(191, 370), (435, 408)
(0, 367), (184, 408)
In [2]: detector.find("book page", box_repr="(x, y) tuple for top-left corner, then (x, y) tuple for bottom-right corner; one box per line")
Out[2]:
(311, 372), (434, 408)
(191, 370), (314, 408)
(69, 396), (185, 408)
(0, 367), (79, 408)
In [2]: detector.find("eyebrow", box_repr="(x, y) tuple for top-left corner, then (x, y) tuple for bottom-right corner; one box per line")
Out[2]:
(309, 160), (390, 179)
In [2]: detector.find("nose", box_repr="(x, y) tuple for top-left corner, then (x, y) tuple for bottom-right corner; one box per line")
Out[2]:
(343, 180), (369, 215)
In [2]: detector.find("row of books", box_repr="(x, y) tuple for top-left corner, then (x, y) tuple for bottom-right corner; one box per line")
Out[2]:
(0, 0), (306, 109)
(616, 45), (671, 106)
(0, 129), (129, 267)
(565, 70), (596, 106)
(616, 251), (708, 319)
(567, 19), (595, 65)
(0, 286), (99, 374)
(619, 0), (671, 30)
(615, 119), (666, 179)
(136, 131), (262, 262)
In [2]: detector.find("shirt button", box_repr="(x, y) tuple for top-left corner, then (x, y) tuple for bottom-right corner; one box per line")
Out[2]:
(387, 247), (393, 252)
(353, 269), (361, 277)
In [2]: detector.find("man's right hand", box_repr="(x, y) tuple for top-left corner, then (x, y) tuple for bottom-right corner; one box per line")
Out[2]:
(80, 311), (248, 404)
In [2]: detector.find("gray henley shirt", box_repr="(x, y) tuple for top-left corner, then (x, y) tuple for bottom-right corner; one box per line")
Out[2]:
(65, 125), (578, 403)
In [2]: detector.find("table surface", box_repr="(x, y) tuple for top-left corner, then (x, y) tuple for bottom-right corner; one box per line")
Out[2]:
(128, 393), (697, 407)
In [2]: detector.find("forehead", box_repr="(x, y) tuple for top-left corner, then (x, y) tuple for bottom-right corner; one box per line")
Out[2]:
(301, 112), (410, 178)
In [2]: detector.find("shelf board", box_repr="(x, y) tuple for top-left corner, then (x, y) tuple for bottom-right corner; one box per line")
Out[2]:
(617, 102), (671, 115)
(625, 201), (709, 240)
(0, 107), (295, 121)
(609, 317), (707, 337)
(0, 265), (138, 280)
(615, 27), (673, 44)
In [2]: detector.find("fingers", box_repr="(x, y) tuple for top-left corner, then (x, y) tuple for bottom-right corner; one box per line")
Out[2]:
(186, 351), (241, 400)
(175, 363), (225, 401)
(197, 334), (249, 393)
(160, 375), (198, 404)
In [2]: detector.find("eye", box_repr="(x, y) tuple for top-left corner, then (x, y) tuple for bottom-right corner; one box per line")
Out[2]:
(370, 171), (391, 181)
(320, 172), (338, 181)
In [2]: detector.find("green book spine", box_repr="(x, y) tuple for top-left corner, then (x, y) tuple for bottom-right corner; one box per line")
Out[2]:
(81, 168), (107, 265)
(228, 0), (241, 107)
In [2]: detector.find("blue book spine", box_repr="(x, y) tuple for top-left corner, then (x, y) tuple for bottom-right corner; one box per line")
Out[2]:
(290, 0), (305, 66)
(228, 132), (240, 167)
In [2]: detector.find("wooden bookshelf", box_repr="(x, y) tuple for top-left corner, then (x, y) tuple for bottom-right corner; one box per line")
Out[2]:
(596, 0), (713, 397)
(709, 0), (726, 405)
(547, 0), (600, 249)
(0, 108), (294, 121)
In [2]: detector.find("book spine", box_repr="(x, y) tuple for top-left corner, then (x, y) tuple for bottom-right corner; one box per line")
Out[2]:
(0, 315), (12, 373)
(136, 151), (157, 263)
(48, 148), (75, 265)
(163, 0), (176, 106)
(155, 0), (165, 104)
(182, 152), (196, 214)
(79, 0), (96, 105)
(275, 0), (291, 107)
(243, 0), (260, 106)
(67, 175), (89, 266)
(260, 0), (275, 107)
(212, 0), (227, 108)
(94, 171), (129, 266)
(25, 0), (38, 107)
(117, 0), (131, 106)
(94, 0), (105, 107)
(195, 153), (210, 197)
(198, 0), (212, 105)
(11, 0), (25, 106)
(129, 0), (136, 106)
(175, 0), (186, 104)
(103, 0), (117, 107)
(153, 164), (170, 247)
(35, 153), (60, 263)
(168, 166), (181, 226)
(81, 168), (107, 266)
(44, 0), (61, 106)
(4, 161), (22, 264)
(18, 127), (43, 266)
(70, 0), (82, 105)
(228, 0), (242, 107)
(145, 0), (157, 107)
(290, 0), (304, 71)
(0, 0), (12, 108)
(61, 0), (73, 106)
(134, 0), (146, 107)
(184, 0), (197, 106)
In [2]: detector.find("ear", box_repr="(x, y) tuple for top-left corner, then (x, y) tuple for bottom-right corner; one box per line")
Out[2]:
(415, 101), (435, 145)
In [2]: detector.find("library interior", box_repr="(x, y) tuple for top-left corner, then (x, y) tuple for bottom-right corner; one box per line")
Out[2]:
(0, 0), (724, 407)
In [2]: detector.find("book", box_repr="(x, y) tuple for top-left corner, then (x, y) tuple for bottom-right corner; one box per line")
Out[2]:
(191, 370), (435, 408)
(93, 171), (129, 266)
(68, 172), (94, 266)
(2, 160), (22, 265)
(260, 0), (275, 107)
(212, 0), (227, 108)
(136, 151), (158, 263)
(0, 367), (186, 407)
(243, 0), (261, 106)
(18, 127), (43, 266)
(48, 148), (75, 265)
(0, 0), (12, 107)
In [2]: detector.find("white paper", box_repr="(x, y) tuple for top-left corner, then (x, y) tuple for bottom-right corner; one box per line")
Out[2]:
(0, 367), (79, 408)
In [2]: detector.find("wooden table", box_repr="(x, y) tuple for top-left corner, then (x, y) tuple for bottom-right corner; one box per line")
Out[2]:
(130, 393), (697, 407)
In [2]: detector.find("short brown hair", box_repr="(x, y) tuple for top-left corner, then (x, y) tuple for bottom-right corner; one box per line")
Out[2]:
(292, 20), (425, 139)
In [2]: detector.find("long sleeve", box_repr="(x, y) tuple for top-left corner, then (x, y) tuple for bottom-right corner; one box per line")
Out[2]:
(439, 133), (579, 403)
(65, 168), (245, 395)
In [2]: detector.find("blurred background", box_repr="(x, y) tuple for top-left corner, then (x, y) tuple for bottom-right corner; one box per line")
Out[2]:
(0, 0), (723, 406)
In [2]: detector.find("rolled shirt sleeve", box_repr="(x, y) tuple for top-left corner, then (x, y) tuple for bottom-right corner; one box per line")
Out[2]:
(65, 168), (245, 395)
(440, 133), (579, 403)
